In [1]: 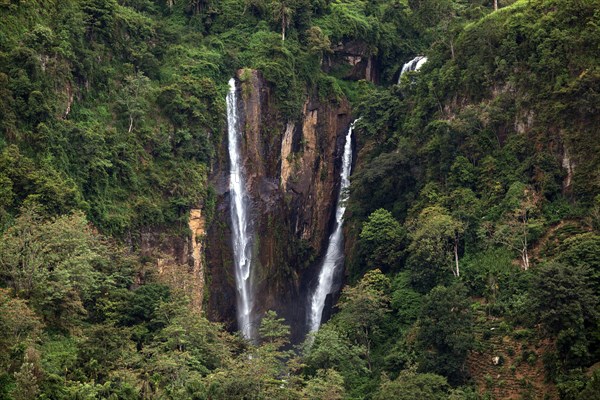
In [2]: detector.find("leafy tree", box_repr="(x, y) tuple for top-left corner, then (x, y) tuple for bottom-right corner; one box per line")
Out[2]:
(349, 150), (415, 222)
(578, 369), (600, 400)
(151, 299), (232, 370)
(407, 206), (464, 290)
(480, 183), (544, 270)
(258, 310), (290, 347)
(306, 26), (331, 60)
(303, 369), (345, 400)
(335, 269), (391, 371)
(530, 262), (598, 367)
(270, 0), (294, 40)
(374, 370), (450, 400)
(460, 248), (516, 310)
(205, 314), (298, 399)
(116, 71), (151, 133)
(11, 348), (41, 400)
(77, 323), (137, 381)
(589, 195), (600, 231)
(448, 156), (477, 190)
(389, 271), (423, 328)
(204, 310), (298, 399)
(445, 187), (482, 263)
(124, 283), (171, 327)
(556, 233), (600, 292)
(82, 0), (118, 43)
(0, 208), (108, 330)
(0, 290), (42, 373)
(0, 146), (83, 216)
(410, 0), (466, 59)
(303, 323), (367, 380)
(359, 209), (407, 273)
(416, 284), (474, 384)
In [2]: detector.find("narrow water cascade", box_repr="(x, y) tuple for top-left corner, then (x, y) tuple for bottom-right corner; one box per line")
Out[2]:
(308, 120), (357, 334)
(397, 55), (428, 83)
(227, 78), (254, 340)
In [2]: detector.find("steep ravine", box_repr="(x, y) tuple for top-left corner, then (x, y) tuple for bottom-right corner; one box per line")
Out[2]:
(206, 69), (353, 341)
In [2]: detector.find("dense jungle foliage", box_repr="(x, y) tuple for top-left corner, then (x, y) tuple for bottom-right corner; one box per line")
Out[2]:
(1, 0), (600, 398)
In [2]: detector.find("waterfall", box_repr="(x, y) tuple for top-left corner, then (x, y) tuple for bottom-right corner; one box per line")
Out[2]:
(397, 55), (428, 84)
(308, 120), (356, 334)
(227, 78), (254, 340)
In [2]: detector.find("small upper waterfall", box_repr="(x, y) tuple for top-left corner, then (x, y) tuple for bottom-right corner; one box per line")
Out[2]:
(227, 78), (254, 340)
(397, 55), (428, 84)
(308, 120), (356, 334)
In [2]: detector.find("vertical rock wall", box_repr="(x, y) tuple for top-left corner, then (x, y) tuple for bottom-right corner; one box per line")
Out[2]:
(139, 208), (206, 314)
(206, 69), (352, 341)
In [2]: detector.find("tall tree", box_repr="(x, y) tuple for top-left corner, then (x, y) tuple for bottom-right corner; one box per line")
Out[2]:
(270, 0), (294, 40)
(530, 263), (598, 366)
(408, 206), (464, 288)
(258, 310), (290, 347)
(303, 369), (345, 400)
(117, 71), (151, 133)
(416, 284), (474, 384)
(335, 269), (391, 371)
(359, 209), (407, 272)
(0, 290), (42, 372)
(480, 183), (543, 270)
(410, 0), (465, 59)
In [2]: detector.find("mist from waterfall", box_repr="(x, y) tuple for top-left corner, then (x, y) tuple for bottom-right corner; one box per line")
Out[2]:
(308, 120), (356, 334)
(397, 55), (428, 84)
(227, 78), (254, 340)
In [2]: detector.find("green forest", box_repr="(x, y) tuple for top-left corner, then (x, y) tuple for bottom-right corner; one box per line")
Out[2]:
(1, 0), (600, 398)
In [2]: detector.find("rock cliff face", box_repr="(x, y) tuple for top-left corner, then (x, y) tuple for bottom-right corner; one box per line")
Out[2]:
(206, 69), (352, 341)
(326, 40), (379, 83)
(139, 208), (206, 314)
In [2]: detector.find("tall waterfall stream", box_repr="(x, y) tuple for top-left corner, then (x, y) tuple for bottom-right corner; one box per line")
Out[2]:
(227, 78), (255, 340)
(308, 120), (356, 334)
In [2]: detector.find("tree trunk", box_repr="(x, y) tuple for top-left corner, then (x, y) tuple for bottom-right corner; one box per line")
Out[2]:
(522, 218), (529, 270)
(494, 0), (498, 11)
(364, 328), (372, 371)
(128, 115), (134, 133)
(454, 238), (460, 277)
(521, 248), (529, 270)
(281, 16), (286, 41)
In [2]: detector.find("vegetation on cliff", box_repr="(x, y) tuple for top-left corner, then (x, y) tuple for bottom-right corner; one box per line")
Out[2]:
(1, 0), (600, 398)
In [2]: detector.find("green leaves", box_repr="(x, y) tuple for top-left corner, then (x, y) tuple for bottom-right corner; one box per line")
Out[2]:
(303, 369), (345, 400)
(530, 262), (599, 367)
(359, 209), (406, 273)
(407, 206), (464, 289)
(116, 71), (151, 133)
(532, 262), (598, 335)
(0, 290), (42, 372)
(479, 182), (544, 270)
(374, 370), (450, 400)
(258, 310), (290, 347)
(416, 284), (474, 384)
(0, 208), (108, 330)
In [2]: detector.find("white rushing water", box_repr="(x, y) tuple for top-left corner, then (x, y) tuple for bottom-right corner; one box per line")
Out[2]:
(397, 55), (428, 84)
(308, 120), (356, 333)
(227, 78), (254, 340)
